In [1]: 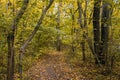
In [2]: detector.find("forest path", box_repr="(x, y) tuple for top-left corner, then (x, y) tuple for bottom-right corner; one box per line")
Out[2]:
(26, 51), (84, 80)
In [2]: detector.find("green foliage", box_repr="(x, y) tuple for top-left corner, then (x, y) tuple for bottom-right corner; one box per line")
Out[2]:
(0, 0), (120, 79)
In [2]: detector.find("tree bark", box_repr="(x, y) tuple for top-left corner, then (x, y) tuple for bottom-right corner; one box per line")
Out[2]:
(77, 0), (87, 61)
(100, 1), (112, 64)
(93, 0), (101, 64)
(7, 0), (29, 80)
(56, 0), (61, 51)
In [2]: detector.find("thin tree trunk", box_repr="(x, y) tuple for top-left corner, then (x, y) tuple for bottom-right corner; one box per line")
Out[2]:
(77, 0), (83, 28)
(56, 0), (61, 51)
(82, 0), (87, 61)
(69, 3), (75, 53)
(7, 0), (29, 80)
(71, 15), (75, 53)
(77, 0), (87, 61)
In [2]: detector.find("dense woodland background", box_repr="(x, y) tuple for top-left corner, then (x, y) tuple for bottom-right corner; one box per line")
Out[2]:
(0, 0), (120, 80)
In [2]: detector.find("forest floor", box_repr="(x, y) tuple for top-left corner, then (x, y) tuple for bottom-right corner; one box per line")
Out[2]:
(24, 51), (120, 80)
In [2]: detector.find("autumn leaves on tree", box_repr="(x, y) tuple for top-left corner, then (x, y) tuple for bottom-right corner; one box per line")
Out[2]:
(0, 0), (119, 80)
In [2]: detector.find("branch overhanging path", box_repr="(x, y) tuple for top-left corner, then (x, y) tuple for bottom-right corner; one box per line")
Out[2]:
(20, 0), (54, 53)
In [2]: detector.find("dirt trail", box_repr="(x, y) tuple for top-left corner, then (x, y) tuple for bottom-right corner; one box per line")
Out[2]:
(25, 51), (84, 80)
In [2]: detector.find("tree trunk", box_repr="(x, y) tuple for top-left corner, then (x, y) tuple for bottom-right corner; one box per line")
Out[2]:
(7, 33), (14, 80)
(69, 3), (75, 53)
(77, 0), (87, 61)
(93, 0), (101, 64)
(56, 0), (61, 51)
(7, 0), (29, 80)
(100, 1), (112, 64)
